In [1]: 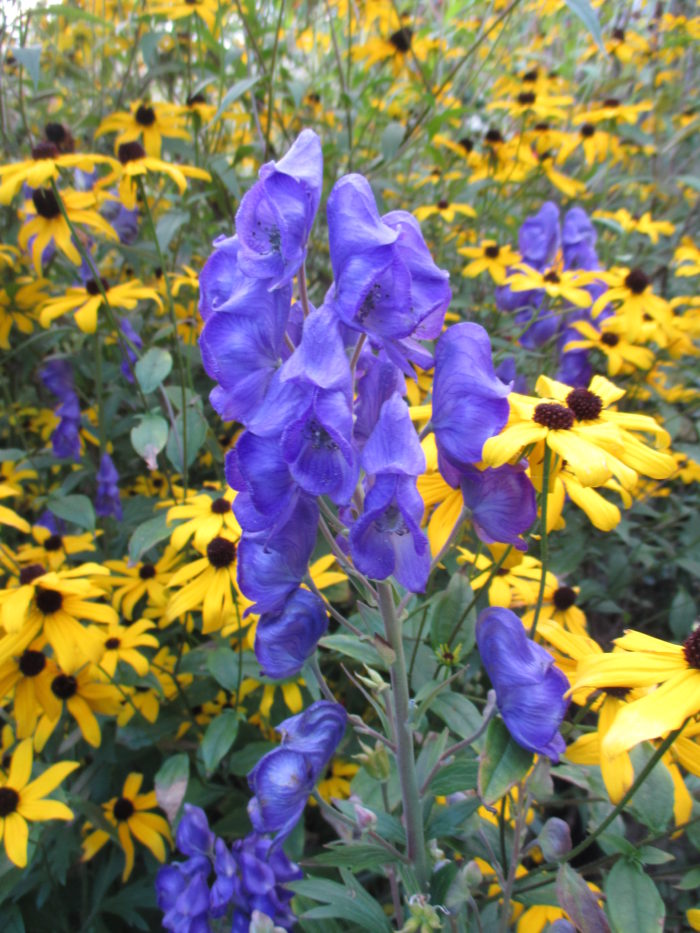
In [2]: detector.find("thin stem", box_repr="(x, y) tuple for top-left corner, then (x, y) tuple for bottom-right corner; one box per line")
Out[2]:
(529, 444), (551, 639)
(377, 581), (429, 890)
(298, 263), (311, 318)
(264, 0), (286, 159)
(309, 655), (336, 703)
(498, 785), (531, 933)
(312, 792), (408, 863)
(446, 545), (513, 648)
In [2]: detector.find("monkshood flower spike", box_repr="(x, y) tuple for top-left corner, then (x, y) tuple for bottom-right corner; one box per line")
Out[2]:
(476, 606), (569, 761)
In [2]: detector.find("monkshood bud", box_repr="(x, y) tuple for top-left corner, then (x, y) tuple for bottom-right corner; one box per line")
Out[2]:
(255, 587), (328, 680)
(276, 700), (348, 779)
(562, 206), (598, 270)
(431, 323), (510, 482)
(237, 496), (318, 614)
(40, 359), (82, 460)
(95, 452), (123, 520)
(235, 128), (323, 289)
(353, 349), (405, 450)
(155, 855), (212, 933)
(247, 747), (316, 842)
(459, 463), (536, 551)
(226, 432), (300, 535)
(518, 200), (560, 270)
(360, 392), (425, 478)
(176, 804), (215, 859)
(476, 607), (569, 761)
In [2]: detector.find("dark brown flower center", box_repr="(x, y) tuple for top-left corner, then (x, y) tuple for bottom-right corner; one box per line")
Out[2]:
(601, 332), (619, 347)
(85, 277), (109, 296)
(51, 673), (77, 699)
(139, 563), (156, 580)
(211, 497), (231, 515)
(44, 534), (63, 551)
(437, 199), (449, 210)
(544, 270), (560, 284)
(45, 122), (68, 144)
(36, 588), (63, 614)
(612, 27), (625, 41)
(118, 141), (146, 164)
(580, 123), (595, 138)
(187, 92), (206, 106)
(113, 797), (135, 821)
(0, 787), (19, 817)
(105, 637), (121, 649)
(566, 388), (603, 421)
(485, 244), (500, 259)
(603, 98), (620, 108)
(517, 91), (536, 106)
(624, 268), (649, 294)
(19, 564), (46, 585)
(522, 68), (539, 82)
(533, 403), (575, 430)
(485, 128), (504, 144)
(534, 121), (550, 131)
(605, 686), (630, 700)
(553, 586), (576, 611)
(19, 649), (47, 677)
(459, 137), (474, 153)
(32, 141), (59, 160)
(207, 536), (236, 569)
(32, 188), (61, 219)
(388, 26), (413, 53)
(135, 104), (156, 126)
(683, 629), (700, 669)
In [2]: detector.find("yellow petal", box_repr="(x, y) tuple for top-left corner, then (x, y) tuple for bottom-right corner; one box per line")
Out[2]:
(3, 812), (28, 867)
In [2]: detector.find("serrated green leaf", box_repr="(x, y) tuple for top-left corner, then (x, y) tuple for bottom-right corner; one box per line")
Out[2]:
(291, 875), (392, 932)
(605, 861), (665, 933)
(128, 512), (171, 563)
(135, 348), (172, 395)
(478, 718), (533, 805)
(47, 493), (95, 531)
(200, 709), (240, 774)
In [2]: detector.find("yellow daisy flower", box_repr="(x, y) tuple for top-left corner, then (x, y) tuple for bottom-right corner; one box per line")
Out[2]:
(35, 661), (121, 749)
(0, 484), (30, 534)
(39, 275), (162, 334)
(166, 487), (240, 551)
(18, 524), (97, 571)
(102, 547), (180, 620)
(96, 101), (191, 158)
(592, 267), (672, 341)
(0, 738), (78, 867)
(414, 199), (476, 223)
(0, 641), (58, 739)
(147, 0), (223, 32)
(98, 141), (211, 211)
(100, 619), (159, 677)
(506, 263), (595, 308)
(0, 144), (117, 205)
(81, 772), (172, 881)
(459, 240), (520, 284)
(563, 319), (654, 376)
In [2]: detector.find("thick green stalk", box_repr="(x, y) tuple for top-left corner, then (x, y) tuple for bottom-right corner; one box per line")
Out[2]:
(377, 581), (429, 891)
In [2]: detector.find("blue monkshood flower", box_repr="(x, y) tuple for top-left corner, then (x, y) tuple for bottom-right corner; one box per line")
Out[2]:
(198, 235), (247, 321)
(211, 833), (301, 931)
(235, 129), (323, 289)
(518, 201), (560, 270)
(176, 804), (215, 859)
(280, 304), (350, 393)
(51, 398), (82, 461)
(326, 175), (450, 353)
(562, 206), (598, 271)
(247, 747), (316, 842)
(156, 855), (212, 933)
(361, 392), (425, 478)
(95, 452), (123, 520)
(431, 323), (510, 483)
(237, 496), (319, 613)
(353, 348), (405, 450)
(495, 356), (528, 396)
(40, 359), (75, 400)
(118, 315), (143, 382)
(255, 587), (328, 680)
(199, 280), (292, 424)
(350, 473), (430, 592)
(476, 607), (569, 761)
(459, 463), (536, 551)
(226, 432), (300, 534)
(276, 700), (348, 779)
(102, 198), (139, 245)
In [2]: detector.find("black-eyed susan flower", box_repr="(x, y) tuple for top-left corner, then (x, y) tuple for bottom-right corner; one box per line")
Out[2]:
(98, 142), (211, 211)
(592, 208), (675, 243)
(0, 642), (58, 738)
(414, 199), (476, 224)
(18, 188), (118, 274)
(0, 484), (30, 534)
(506, 263), (595, 308)
(592, 267), (672, 339)
(458, 546), (557, 609)
(563, 319), (654, 376)
(81, 772), (172, 880)
(0, 276), (47, 349)
(557, 122), (620, 166)
(459, 240), (519, 284)
(0, 144), (117, 205)
(521, 582), (587, 636)
(147, 0), (222, 32)
(102, 547), (180, 620)
(0, 738), (78, 867)
(166, 487), (239, 551)
(674, 239), (700, 277)
(39, 275), (162, 334)
(35, 662), (122, 750)
(96, 101), (190, 158)
(576, 97), (652, 125)
(314, 759), (359, 804)
(100, 619), (159, 677)
(18, 524), (96, 571)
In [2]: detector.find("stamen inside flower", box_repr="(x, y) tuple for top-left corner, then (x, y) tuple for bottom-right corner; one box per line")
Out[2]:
(118, 141), (146, 164)
(485, 128), (504, 144)
(210, 497), (231, 516)
(601, 332), (620, 347)
(517, 91), (536, 106)
(139, 563), (157, 579)
(533, 403), (575, 430)
(566, 388), (603, 421)
(485, 245), (500, 259)
(32, 141), (59, 160)
(85, 278), (110, 296)
(580, 123), (595, 139)
(544, 270), (560, 284)
(374, 505), (409, 535)
(0, 788), (19, 817)
(105, 637), (121, 649)
(20, 564), (46, 585)
(44, 534), (63, 551)
(388, 26), (413, 53)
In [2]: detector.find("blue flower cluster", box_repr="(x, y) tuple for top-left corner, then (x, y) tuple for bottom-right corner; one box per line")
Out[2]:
(95, 451), (122, 520)
(156, 804), (302, 933)
(40, 358), (81, 460)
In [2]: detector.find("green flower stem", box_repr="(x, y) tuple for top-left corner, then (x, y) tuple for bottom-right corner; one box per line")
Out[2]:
(136, 177), (190, 495)
(447, 545), (514, 648)
(529, 444), (552, 639)
(264, 0), (286, 159)
(377, 581), (429, 891)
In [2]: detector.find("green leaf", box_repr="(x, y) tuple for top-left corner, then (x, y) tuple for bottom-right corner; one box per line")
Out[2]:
(380, 121), (405, 161)
(0, 448), (25, 462)
(627, 744), (674, 832)
(156, 211), (189, 253)
(207, 647), (241, 692)
(429, 756), (478, 795)
(128, 512), (171, 563)
(1, 904), (25, 933)
(154, 754), (189, 823)
(478, 718), (533, 805)
(677, 866), (700, 890)
(211, 76), (261, 124)
(200, 709), (240, 774)
(563, 0), (605, 54)
(29, 4), (113, 27)
(429, 573), (475, 652)
(426, 798), (479, 837)
(135, 348), (173, 395)
(605, 861), (665, 933)
(312, 844), (397, 870)
(130, 414), (168, 469)
(669, 588), (696, 639)
(11, 46), (42, 87)
(166, 404), (208, 472)
(429, 693), (482, 739)
(47, 493), (95, 531)
(557, 863), (611, 933)
(291, 873), (392, 932)
(318, 633), (388, 669)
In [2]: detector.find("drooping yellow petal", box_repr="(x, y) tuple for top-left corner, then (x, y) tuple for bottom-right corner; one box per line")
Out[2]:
(3, 812), (29, 867)
(22, 760), (79, 801)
